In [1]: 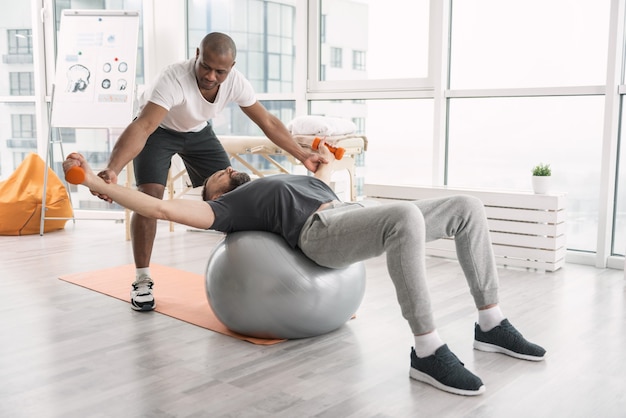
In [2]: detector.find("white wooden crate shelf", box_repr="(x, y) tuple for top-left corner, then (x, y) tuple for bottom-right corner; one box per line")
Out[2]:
(364, 184), (566, 272)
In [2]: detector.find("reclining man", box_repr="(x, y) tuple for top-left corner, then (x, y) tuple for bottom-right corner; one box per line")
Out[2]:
(63, 141), (545, 397)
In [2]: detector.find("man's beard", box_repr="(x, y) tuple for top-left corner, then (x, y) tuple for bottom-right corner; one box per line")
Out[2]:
(229, 172), (251, 190)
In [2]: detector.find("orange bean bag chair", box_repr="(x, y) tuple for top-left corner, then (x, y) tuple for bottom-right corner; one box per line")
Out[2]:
(0, 153), (73, 235)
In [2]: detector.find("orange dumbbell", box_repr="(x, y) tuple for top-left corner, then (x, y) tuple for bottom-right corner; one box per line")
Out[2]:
(312, 137), (345, 160)
(65, 165), (85, 184)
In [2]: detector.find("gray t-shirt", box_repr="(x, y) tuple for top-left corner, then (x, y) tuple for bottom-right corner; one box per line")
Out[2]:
(207, 174), (339, 248)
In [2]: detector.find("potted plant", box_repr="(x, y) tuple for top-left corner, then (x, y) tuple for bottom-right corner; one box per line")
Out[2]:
(531, 163), (551, 194)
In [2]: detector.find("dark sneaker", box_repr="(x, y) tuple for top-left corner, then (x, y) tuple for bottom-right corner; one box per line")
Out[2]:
(410, 345), (485, 396)
(474, 319), (546, 361)
(130, 276), (155, 311)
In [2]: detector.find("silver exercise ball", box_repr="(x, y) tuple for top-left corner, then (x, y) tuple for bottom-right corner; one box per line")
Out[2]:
(205, 231), (367, 339)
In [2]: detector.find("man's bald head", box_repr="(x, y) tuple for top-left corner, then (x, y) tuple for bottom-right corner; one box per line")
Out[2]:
(200, 32), (237, 60)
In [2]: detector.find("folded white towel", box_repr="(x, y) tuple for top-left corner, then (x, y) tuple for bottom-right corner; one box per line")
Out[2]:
(287, 115), (357, 136)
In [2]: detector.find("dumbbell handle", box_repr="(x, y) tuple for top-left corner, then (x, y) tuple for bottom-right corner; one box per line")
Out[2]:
(311, 137), (345, 160)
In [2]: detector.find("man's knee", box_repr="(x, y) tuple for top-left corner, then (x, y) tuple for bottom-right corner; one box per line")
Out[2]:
(389, 202), (425, 229)
(451, 195), (485, 216)
(138, 183), (166, 199)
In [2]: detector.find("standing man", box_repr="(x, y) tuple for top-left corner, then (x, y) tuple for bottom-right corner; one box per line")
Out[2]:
(94, 32), (323, 311)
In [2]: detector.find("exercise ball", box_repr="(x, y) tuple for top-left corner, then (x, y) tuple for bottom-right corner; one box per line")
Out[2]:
(205, 231), (366, 339)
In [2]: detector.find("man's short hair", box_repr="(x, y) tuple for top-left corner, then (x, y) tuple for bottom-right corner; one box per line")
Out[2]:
(202, 171), (251, 201)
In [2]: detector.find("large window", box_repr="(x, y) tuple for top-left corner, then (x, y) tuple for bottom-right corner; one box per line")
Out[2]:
(449, 0), (610, 89)
(447, 96), (604, 252)
(187, 0), (296, 95)
(8, 0), (626, 266)
(316, 0), (430, 87)
(448, 0), (611, 255)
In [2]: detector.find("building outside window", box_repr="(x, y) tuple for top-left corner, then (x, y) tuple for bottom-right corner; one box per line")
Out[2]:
(0, 2), (35, 179)
(11, 114), (35, 139)
(7, 28), (32, 57)
(352, 50), (365, 71)
(9, 72), (34, 95)
(330, 47), (342, 68)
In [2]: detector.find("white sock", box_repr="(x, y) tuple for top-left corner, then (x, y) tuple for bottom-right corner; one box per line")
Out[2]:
(413, 330), (444, 358)
(478, 305), (505, 332)
(136, 267), (150, 280)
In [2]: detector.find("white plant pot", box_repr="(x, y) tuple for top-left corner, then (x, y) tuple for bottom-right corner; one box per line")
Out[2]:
(532, 176), (551, 194)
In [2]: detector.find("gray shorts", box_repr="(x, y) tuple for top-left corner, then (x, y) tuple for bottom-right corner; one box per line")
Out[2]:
(133, 124), (231, 187)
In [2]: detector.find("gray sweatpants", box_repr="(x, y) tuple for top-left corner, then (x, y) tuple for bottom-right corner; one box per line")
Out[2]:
(297, 195), (499, 335)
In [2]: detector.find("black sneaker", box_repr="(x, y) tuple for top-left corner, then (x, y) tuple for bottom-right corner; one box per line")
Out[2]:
(130, 276), (155, 311)
(474, 319), (546, 361)
(410, 345), (485, 396)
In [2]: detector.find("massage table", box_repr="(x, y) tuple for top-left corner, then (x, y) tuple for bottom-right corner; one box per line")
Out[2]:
(168, 134), (367, 201)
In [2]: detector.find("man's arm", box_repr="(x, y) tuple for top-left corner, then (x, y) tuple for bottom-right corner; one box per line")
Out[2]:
(102, 102), (169, 180)
(240, 102), (326, 173)
(64, 153), (216, 229)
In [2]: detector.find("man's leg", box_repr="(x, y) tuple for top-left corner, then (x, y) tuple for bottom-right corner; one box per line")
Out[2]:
(299, 201), (435, 334)
(131, 184), (165, 268)
(128, 183), (165, 311)
(414, 195), (546, 361)
(413, 195), (499, 308)
(299, 196), (544, 395)
(128, 124), (228, 311)
(129, 128), (180, 311)
(299, 201), (485, 395)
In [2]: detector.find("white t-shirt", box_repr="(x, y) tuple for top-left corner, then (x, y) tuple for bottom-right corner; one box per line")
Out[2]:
(138, 57), (257, 132)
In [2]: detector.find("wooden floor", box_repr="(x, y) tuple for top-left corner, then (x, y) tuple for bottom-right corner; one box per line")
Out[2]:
(1, 220), (625, 418)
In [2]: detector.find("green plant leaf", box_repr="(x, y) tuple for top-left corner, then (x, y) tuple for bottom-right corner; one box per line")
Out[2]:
(532, 163), (551, 176)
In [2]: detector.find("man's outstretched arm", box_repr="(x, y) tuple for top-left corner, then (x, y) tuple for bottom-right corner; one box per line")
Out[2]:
(63, 153), (216, 230)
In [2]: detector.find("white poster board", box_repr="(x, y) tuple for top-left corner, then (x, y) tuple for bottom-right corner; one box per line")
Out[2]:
(51, 10), (139, 128)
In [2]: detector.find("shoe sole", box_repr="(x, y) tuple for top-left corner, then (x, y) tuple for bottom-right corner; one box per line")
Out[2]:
(473, 340), (545, 361)
(130, 301), (156, 312)
(409, 368), (486, 396)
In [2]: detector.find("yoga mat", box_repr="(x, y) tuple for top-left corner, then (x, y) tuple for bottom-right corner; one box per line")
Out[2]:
(59, 263), (285, 345)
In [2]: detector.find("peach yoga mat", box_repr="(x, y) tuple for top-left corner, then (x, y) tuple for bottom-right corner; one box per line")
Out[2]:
(58, 263), (285, 345)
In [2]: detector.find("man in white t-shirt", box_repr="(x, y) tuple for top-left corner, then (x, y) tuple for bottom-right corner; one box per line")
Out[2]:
(94, 32), (324, 312)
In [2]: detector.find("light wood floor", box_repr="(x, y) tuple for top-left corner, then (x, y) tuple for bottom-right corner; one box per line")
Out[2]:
(1, 220), (625, 418)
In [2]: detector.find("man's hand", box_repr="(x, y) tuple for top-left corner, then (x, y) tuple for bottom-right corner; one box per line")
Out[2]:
(92, 168), (118, 203)
(311, 139), (337, 185)
(301, 151), (328, 173)
(314, 138), (336, 163)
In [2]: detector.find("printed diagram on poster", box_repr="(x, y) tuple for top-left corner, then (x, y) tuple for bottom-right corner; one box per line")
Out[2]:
(51, 10), (139, 128)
